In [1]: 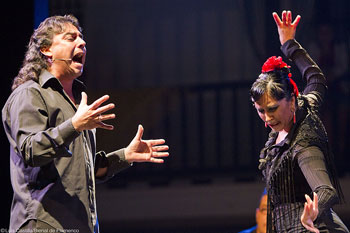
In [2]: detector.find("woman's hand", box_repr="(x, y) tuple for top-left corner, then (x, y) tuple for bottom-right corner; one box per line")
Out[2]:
(272, 10), (301, 45)
(301, 192), (320, 233)
(124, 125), (169, 163)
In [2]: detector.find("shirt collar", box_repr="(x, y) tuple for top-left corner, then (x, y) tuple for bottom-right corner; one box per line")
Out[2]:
(38, 70), (86, 93)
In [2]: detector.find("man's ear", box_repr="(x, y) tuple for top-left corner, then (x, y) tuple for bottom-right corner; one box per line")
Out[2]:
(40, 47), (52, 58)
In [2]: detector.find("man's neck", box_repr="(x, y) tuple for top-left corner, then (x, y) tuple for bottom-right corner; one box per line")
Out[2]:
(53, 73), (77, 104)
(60, 79), (76, 104)
(48, 67), (80, 105)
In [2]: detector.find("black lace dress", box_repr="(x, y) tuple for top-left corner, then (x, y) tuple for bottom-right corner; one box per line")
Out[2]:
(258, 39), (349, 233)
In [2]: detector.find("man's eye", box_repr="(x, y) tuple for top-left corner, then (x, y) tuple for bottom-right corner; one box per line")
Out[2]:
(65, 34), (76, 41)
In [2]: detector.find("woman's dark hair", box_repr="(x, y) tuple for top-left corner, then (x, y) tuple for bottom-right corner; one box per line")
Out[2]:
(250, 68), (295, 102)
(12, 15), (81, 91)
(250, 56), (299, 102)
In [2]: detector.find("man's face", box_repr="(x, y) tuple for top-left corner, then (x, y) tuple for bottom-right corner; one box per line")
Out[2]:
(46, 23), (87, 79)
(255, 194), (267, 233)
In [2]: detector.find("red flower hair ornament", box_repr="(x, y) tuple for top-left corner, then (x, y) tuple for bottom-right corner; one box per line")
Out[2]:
(261, 56), (299, 97)
(261, 56), (290, 73)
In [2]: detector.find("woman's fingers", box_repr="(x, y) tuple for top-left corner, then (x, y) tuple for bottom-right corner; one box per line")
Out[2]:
(313, 192), (318, 210)
(302, 194), (319, 232)
(287, 10), (292, 24)
(305, 194), (312, 204)
(272, 12), (282, 26)
(292, 15), (301, 27)
(274, 10), (301, 28)
(282, 10), (287, 24)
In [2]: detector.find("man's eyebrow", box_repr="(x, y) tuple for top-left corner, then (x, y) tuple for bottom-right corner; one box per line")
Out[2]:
(63, 31), (83, 38)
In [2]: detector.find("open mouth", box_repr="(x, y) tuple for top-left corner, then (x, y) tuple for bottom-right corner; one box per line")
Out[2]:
(72, 53), (84, 64)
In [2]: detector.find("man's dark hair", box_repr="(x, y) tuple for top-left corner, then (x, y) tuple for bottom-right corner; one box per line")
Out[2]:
(12, 15), (81, 91)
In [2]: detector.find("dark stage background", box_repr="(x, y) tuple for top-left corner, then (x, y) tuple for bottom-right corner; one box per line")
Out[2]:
(2, 0), (350, 232)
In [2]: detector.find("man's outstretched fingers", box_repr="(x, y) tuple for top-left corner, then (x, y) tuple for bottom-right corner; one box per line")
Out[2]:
(90, 95), (110, 110)
(80, 92), (88, 105)
(134, 124), (144, 141)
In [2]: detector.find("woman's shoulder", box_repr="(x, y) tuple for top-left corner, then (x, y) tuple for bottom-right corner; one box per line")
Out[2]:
(298, 92), (323, 111)
(293, 107), (327, 149)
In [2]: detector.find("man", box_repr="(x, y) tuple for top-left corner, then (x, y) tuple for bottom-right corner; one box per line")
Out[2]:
(2, 15), (169, 233)
(239, 189), (267, 233)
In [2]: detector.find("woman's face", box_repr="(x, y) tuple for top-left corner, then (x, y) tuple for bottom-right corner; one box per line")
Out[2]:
(254, 93), (295, 132)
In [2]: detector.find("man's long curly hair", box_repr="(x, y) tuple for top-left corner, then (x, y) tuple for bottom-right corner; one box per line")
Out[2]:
(12, 15), (82, 91)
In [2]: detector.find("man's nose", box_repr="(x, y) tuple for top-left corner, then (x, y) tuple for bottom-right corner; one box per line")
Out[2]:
(77, 37), (86, 48)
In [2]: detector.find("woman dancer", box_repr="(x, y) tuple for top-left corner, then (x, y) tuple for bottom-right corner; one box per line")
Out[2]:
(250, 10), (349, 232)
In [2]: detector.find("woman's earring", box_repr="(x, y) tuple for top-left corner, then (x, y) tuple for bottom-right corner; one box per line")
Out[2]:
(293, 112), (296, 124)
(265, 122), (267, 128)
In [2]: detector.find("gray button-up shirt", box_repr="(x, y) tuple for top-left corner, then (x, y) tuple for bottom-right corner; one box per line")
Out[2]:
(2, 70), (131, 233)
